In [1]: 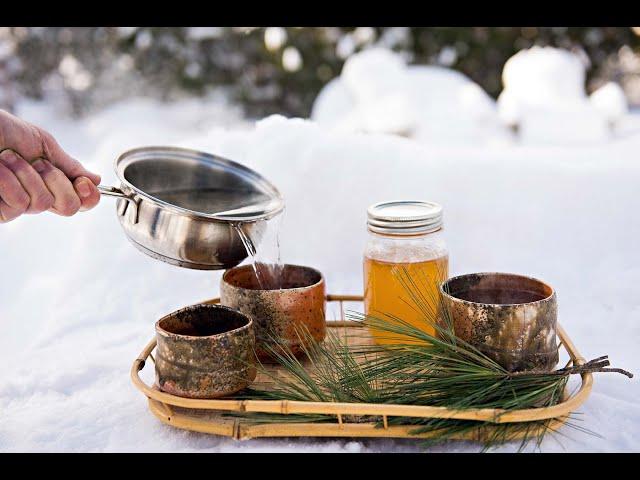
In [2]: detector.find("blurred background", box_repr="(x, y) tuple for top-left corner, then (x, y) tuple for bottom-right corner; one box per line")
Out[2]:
(1, 27), (639, 118)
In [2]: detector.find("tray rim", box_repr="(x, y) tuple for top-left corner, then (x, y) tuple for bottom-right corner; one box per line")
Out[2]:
(131, 295), (592, 427)
(146, 398), (570, 441)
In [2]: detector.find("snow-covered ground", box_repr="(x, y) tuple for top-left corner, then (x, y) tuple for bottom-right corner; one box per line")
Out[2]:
(1, 94), (639, 452)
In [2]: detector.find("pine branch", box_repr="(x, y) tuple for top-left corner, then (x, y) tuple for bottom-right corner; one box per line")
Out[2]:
(233, 265), (632, 451)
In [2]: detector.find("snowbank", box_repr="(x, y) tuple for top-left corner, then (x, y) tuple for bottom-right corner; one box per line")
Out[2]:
(311, 48), (512, 146)
(312, 46), (631, 148)
(498, 46), (628, 145)
(590, 82), (629, 124)
(1, 98), (639, 452)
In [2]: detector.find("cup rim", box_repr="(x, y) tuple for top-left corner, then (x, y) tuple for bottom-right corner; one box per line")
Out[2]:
(439, 272), (555, 307)
(155, 303), (253, 340)
(221, 263), (325, 292)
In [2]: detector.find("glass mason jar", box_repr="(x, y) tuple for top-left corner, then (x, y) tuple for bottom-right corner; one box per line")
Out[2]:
(363, 200), (449, 344)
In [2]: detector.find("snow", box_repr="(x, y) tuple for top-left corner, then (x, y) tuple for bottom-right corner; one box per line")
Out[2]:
(517, 103), (610, 145)
(500, 46), (588, 108)
(590, 82), (629, 124)
(1, 92), (640, 452)
(311, 46), (627, 146)
(341, 48), (408, 104)
(311, 48), (512, 145)
(497, 46), (619, 145)
(309, 77), (354, 126)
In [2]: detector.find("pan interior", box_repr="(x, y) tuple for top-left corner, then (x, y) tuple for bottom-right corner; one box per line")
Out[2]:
(122, 154), (277, 217)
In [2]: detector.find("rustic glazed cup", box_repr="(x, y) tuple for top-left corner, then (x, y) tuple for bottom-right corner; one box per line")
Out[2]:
(155, 304), (257, 398)
(439, 272), (558, 372)
(220, 264), (326, 360)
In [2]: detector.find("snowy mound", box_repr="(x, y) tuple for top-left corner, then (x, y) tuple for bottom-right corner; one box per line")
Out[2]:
(310, 48), (512, 146)
(341, 48), (408, 105)
(310, 77), (354, 128)
(501, 45), (587, 110)
(406, 66), (512, 146)
(497, 46), (628, 145)
(590, 82), (629, 124)
(312, 48), (414, 135)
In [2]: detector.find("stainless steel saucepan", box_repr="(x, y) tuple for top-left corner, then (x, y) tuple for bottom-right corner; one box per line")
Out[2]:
(97, 146), (284, 270)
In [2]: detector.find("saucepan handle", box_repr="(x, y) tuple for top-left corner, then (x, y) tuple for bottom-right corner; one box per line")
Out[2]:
(98, 185), (139, 223)
(98, 185), (135, 203)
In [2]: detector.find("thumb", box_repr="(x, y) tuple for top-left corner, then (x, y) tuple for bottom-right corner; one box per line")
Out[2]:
(37, 127), (101, 186)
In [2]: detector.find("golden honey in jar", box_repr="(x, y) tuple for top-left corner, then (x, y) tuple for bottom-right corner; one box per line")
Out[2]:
(363, 201), (449, 344)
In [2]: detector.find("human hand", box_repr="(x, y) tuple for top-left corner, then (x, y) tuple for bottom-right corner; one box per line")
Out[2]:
(0, 109), (101, 223)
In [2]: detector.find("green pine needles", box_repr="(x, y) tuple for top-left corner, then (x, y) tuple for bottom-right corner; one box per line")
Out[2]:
(234, 266), (632, 451)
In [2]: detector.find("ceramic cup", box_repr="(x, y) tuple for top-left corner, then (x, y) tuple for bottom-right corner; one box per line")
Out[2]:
(155, 304), (256, 398)
(220, 264), (326, 360)
(440, 272), (558, 372)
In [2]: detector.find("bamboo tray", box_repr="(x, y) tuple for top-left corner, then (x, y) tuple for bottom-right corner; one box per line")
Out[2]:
(131, 295), (593, 442)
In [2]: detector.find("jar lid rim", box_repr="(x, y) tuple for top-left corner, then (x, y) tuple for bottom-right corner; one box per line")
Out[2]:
(367, 200), (443, 234)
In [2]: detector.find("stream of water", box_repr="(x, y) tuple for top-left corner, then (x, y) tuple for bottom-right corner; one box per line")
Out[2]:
(232, 212), (285, 290)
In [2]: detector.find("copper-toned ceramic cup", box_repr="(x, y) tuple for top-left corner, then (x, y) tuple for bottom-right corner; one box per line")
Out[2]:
(155, 304), (256, 398)
(440, 272), (558, 372)
(220, 264), (326, 360)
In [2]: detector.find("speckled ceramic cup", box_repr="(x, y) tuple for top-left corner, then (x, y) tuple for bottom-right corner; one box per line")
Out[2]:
(155, 304), (256, 398)
(440, 272), (558, 372)
(220, 264), (326, 360)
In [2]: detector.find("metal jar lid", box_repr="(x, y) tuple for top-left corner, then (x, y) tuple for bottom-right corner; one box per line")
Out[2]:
(367, 200), (443, 235)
